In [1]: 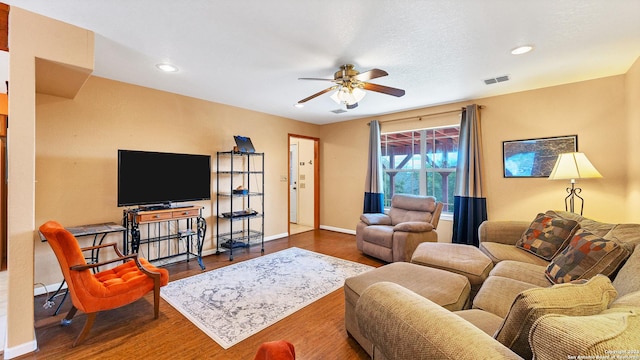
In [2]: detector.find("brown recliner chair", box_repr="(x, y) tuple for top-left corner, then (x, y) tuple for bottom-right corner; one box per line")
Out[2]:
(356, 194), (443, 262)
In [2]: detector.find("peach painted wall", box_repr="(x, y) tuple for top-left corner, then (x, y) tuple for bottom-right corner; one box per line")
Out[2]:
(33, 76), (320, 287)
(478, 75), (627, 223)
(320, 74), (632, 239)
(625, 57), (640, 222)
(7, 7), (94, 357)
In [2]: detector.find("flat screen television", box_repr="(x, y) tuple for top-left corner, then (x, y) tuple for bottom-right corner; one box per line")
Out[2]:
(117, 149), (211, 207)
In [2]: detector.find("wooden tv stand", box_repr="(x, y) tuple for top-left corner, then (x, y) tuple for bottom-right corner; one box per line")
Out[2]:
(123, 206), (206, 270)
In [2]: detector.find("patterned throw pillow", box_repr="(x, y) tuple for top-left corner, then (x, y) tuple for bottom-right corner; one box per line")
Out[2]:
(516, 212), (580, 260)
(494, 275), (618, 359)
(545, 229), (629, 284)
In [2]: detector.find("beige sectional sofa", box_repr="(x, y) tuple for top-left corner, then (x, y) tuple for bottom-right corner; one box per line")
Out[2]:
(351, 211), (640, 359)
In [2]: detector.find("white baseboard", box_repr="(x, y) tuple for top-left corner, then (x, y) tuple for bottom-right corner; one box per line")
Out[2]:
(319, 225), (356, 235)
(266, 232), (289, 241)
(3, 333), (37, 359)
(34, 281), (66, 297)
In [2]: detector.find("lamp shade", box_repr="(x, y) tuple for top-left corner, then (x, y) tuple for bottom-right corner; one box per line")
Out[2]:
(548, 152), (602, 180)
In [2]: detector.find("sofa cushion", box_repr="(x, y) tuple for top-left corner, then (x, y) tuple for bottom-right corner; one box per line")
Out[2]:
(454, 309), (505, 337)
(545, 229), (629, 284)
(473, 276), (540, 318)
(480, 241), (551, 266)
(344, 262), (471, 312)
(493, 274), (618, 359)
(489, 260), (551, 287)
(610, 291), (640, 310)
(603, 223), (640, 253)
(516, 211), (580, 261)
(529, 308), (640, 360)
(612, 244), (640, 298)
(411, 243), (493, 287)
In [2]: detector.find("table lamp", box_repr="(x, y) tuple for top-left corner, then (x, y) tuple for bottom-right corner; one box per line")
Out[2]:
(548, 152), (602, 215)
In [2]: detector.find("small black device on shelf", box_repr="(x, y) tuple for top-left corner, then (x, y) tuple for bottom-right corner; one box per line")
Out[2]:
(221, 209), (258, 218)
(233, 135), (255, 153)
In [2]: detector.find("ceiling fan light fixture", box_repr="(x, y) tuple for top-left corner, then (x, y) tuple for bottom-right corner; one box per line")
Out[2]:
(297, 64), (403, 107)
(330, 86), (366, 106)
(329, 90), (341, 104)
(351, 87), (366, 102)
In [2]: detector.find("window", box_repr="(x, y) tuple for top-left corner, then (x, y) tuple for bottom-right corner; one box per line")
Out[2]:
(380, 126), (459, 213)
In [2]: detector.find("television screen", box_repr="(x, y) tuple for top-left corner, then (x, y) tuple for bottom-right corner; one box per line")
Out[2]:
(118, 149), (211, 207)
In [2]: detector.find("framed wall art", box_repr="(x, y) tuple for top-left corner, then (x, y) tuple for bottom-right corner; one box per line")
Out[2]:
(503, 135), (577, 178)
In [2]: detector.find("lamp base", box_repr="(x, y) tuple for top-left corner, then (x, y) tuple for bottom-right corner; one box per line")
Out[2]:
(564, 180), (584, 215)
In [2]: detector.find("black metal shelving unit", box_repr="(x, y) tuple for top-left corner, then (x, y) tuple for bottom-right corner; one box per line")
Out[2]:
(216, 151), (264, 260)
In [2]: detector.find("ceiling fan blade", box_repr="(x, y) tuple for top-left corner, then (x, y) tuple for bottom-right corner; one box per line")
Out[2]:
(298, 77), (336, 81)
(298, 86), (338, 104)
(346, 102), (358, 110)
(363, 82), (406, 97)
(354, 69), (388, 81)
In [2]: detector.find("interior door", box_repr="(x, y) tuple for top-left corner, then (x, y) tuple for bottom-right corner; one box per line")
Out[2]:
(289, 143), (298, 223)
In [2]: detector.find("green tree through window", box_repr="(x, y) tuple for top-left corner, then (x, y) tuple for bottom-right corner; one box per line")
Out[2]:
(381, 126), (459, 212)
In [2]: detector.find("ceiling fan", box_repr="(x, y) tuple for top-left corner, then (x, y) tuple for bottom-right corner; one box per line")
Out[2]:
(297, 64), (405, 109)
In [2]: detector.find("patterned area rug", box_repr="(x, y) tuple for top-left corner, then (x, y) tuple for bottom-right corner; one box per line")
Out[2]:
(160, 247), (374, 349)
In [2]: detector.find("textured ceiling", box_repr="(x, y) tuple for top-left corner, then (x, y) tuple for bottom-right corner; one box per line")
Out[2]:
(3, 0), (640, 124)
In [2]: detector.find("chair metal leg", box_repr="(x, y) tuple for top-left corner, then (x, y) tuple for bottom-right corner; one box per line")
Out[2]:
(72, 312), (97, 347)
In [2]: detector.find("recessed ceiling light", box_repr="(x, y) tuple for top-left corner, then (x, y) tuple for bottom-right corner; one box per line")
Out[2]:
(511, 45), (534, 55)
(294, 103), (304, 108)
(155, 63), (179, 72)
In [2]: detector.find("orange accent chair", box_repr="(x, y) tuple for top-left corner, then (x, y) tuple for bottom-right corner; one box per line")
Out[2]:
(253, 340), (296, 360)
(39, 221), (169, 347)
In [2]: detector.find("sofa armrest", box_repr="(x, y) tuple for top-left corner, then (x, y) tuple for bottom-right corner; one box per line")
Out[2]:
(360, 213), (392, 226)
(393, 221), (434, 233)
(356, 282), (523, 360)
(478, 221), (530, 246)
(529, 309), (640, 360)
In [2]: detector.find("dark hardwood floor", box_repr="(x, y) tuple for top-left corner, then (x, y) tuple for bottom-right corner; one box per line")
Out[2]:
(25, 229), (384, 359)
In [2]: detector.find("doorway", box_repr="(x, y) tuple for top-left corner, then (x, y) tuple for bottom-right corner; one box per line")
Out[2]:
(288, 134), (319, 235)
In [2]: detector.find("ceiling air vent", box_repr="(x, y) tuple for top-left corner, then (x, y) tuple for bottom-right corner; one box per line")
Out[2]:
(331, 108), (347, 114)
(483, 75), (510, 85)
